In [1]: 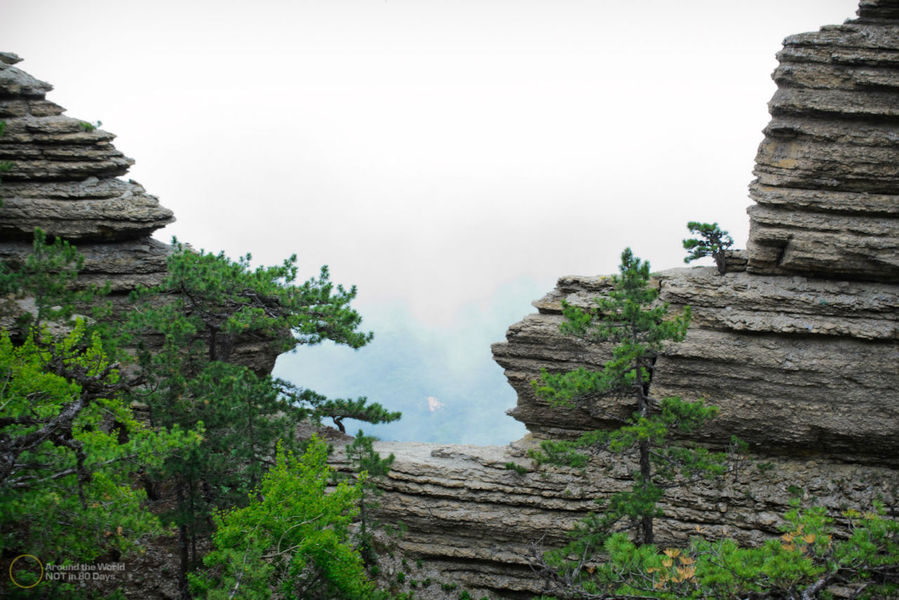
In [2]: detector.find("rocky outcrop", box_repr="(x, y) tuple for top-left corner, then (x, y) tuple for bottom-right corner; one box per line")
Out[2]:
(330, 438), (897, 598)
(0, 52), (173, 292)
(376, 262), (898, 596)
(491, 0), (899, 463)
(4, 2), (897, 597)
(494, 267), (899, 462)
(745, 1), (899, 281)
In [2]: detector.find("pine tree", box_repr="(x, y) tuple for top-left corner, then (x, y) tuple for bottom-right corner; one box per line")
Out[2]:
(531, 248), (727, 572)
(126, 241), (399, 599)
(346, 431), (396, 567)
(308, 394), (401, 434)
(0, 232), (197, 597)
(190, 438), (374, 600)
(682, 221), (734, 275)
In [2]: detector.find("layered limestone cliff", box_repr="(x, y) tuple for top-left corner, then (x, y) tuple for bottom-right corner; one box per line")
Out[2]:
(336, 440), (895, 598)
(494, 267), (899, 462)
(0, 52), (174, 293)
(745, 2), (899, 281)
(492, 0), (899, 463)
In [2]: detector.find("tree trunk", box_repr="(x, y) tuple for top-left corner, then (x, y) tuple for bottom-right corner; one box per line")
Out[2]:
(638, 371), (654, 545)
(639, 439), (653, 545)
(176, 485), (191, 600)
(715, 251), (727, 275)
(177, 523), (190, 599)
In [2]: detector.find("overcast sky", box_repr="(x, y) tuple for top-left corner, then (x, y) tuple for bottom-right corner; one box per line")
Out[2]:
(3, 1), (861, 442)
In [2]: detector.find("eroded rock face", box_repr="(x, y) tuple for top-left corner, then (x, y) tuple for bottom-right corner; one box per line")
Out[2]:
(330, 438), (898, 598)
(493, 267), (899, 462)
(0, 53), (174, 288)
(3, 2), (896, 596)
(0, 55), (287, 376)
(490, 0), (899, 463)
(745, 1), (899, 281)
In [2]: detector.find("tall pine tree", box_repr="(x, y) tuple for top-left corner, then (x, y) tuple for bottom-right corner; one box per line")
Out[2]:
(531, 248), (727, 581)
(126, 242), (399, 599)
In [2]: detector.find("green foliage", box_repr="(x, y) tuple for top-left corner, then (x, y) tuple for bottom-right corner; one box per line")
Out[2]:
(531, 248), (716, 548)
(683, 221), (734, 275)
(129, 239), (372, 363)
(525, 254), (897, 600)
(528, 431), (607, 469)
(78, 120), (102, 132)
(541, 503), (898, 599)
(0, 234), (199, 597)
(346, 431), (396, 568)
(0, 326), (196, 571)
(308, 394), (401, 433)
(125, 242), (393, 596)
(190, 438), (374, 599)
(503, 461), (529, 476)
(158, 362), (310, 525)
(1, 229), (391, 596)
(0, 229), (112, 334)
(532, 248), (690, 409)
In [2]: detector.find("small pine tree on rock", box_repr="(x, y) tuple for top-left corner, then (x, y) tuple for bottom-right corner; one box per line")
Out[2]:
(683, 221), (734, 275)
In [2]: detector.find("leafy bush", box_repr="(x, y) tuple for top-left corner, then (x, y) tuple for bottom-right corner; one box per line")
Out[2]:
(190, 438), (373, 599)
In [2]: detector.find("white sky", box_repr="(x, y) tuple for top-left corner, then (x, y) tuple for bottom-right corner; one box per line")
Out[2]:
(4, 0), (859, 329)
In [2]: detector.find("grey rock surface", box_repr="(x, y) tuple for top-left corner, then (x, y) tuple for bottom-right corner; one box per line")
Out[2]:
(0, 56), (284, 389)
(330, 437), (898, 598)
(0, 58), (174, 247)
(493, 267), (899, 461)
(746, 3), (899, 281)
(4, 2), (899, 597)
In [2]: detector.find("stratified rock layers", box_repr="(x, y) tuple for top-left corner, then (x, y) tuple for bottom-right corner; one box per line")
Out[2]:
(494, 268), (899, 461)
(345, 440), (896, 598)
(745, 5), (899, 281)
(490, 1), (899, 461)
(0, 52), (173, 288)
(0, 55), (288, 376)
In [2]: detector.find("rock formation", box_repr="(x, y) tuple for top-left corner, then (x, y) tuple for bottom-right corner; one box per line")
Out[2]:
(491, 0), (899, 464)
(334, 439), (896, 598)
(745, 2), (899, 281)
(0, 51), (174, 293)
(494, 267), (899, 462)
(0, 55), (280, 373)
